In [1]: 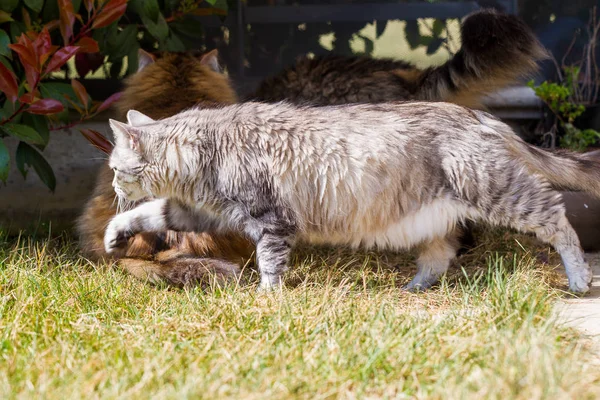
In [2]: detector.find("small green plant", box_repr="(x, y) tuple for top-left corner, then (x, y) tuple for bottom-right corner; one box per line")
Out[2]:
(529, 7), (600, 152)
(528, 68), (600, 152)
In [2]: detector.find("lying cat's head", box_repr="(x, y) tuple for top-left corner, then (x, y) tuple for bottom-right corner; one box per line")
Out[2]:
(116, 49), (238, 120)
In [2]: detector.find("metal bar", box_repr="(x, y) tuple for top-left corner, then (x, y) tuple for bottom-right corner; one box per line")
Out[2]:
(244, 3), (483, 24)
(235, 0), (245, 80)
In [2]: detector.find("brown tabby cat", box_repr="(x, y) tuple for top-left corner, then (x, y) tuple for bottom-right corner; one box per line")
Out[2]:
(79, 9), (547, 288)
(251, 10), (547, 108)
(77, 50), (254, 287)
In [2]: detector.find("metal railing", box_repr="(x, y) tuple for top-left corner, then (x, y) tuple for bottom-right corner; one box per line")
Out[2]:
(216, 1), (518, 91)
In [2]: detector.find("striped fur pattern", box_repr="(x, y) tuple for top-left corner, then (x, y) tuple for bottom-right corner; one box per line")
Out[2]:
(251, 9), (548, 109)
(104, 101), (598, 293)
(76, 50), (254, 288)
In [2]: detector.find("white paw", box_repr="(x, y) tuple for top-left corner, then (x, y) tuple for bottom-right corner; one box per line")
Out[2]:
(403, 272), (440, 292)
(568, 266), (593, 294)
(257, 274), (282, 293)
(104, 215), (133, 254)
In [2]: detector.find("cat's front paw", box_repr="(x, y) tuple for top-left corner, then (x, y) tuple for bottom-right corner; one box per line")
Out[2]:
(257, 274), (283, 293)
(104, 215), (133, 254)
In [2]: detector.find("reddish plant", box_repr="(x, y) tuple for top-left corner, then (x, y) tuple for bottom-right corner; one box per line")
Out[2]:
(0, 0), (229, 191)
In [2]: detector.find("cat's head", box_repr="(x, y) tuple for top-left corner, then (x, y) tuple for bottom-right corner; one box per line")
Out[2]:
(107, 110), (168, 202)
(115, 48), (238, 120)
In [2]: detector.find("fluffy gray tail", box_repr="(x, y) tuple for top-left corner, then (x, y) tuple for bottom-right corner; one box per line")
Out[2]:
(505, 133), (600, 199)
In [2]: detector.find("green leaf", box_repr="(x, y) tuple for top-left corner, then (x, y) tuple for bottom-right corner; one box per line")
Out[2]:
(432, 19), (445, 37)
(110, 58), (123, 78)
(142, 12), (169, 42)
(24, 0), (44, 13)
(0, 55), (15, 75)
(9, 21), (26, 42)
(170, 15), (204, 39)
(164, 0), (181, 14)
(1, 123), (46, 145)
(1, 98), (18, 120)
(0, 0), (19, 13)
(426, 37), (444, 55)
(358, 35), (374, 56)
(211, 0), (228, 11)
(162, 33), (186, 52)
(130, 0), (160, 22)
(375, 20), (388, 38)
(21, 113), (49, 150)
(0, 29), (10, 58)
(42, 0), (59, 23)
(126, 43), (140, 76)
(40, 82), (79, 108)
(0, 139), (9, 183)
(16, 142), (56, 191)
(105, 24), (137, 60)
(404, 20), (421, 50)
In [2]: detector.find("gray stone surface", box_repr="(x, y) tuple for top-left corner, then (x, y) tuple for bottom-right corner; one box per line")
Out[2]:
(555, 253), (600, 361)
(0, 119), (110, 232)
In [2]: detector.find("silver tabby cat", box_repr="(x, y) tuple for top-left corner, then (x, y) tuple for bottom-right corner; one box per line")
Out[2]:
(104, 101), (599, 293)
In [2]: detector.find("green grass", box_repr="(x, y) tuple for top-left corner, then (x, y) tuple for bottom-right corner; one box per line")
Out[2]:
(0, 230), (599, 399)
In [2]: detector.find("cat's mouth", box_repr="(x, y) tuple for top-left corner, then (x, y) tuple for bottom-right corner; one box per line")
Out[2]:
(115, 186), (148, 203)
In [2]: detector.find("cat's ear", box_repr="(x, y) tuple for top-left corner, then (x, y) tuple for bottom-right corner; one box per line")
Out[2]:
(138, 49), (156, 72)
(127, 109), (155, 126)
(199, 49), (221, 73)
(109, 119), (141, 152)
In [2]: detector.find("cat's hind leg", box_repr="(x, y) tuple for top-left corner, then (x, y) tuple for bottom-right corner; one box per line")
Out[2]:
(487, 182), (592, 294)
(532, 211), (592, 294)
(404, 232), (460, 291)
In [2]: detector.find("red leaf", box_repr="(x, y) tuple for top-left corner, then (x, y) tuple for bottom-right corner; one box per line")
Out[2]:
(23, 64), (40, 92)
(8, 42), (38, 70)
(22, 7), (32, 30)
(80, 128), (113, 154)
(92, 0), (127, 29)
(96, 92), (122, 113)
(34, 28), (53, 58)
(19, 93), (37, 104)
(58, 0), (76, 43)
(0, 63), (19, 104)
(75, 37), (100, 53)
(84, 0), (95, 12)
(28, 99), (65, 115)
(75, 52), (104, 77)
(44, 20), (61, 32)
(33, 28), (57, 68)
(71, 79), (89, 109)
(39, 45), (59, 68)
(44, 46), (80, 74)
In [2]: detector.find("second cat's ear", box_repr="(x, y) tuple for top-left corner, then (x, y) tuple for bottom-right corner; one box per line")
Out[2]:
(109, 119), (141, 152)
(127, 109), (155, 126)
(199, 49), (221, 73)
(138, 49), (156, 72)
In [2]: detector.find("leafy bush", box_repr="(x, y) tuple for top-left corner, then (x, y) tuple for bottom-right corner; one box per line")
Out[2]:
(0, 0), (228, 191)
(529, 7), (600, 152)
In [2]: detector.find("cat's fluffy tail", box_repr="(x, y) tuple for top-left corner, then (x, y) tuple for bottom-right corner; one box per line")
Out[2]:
(420, 9), (548, 107)
(504, 133), (600, 199)
(119, 252), (243, 288)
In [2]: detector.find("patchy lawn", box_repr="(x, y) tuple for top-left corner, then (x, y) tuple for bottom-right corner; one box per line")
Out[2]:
(1, 229), (599, 399)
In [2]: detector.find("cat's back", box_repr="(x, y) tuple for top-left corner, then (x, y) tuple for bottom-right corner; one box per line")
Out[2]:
(251, 55), (416, 105)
